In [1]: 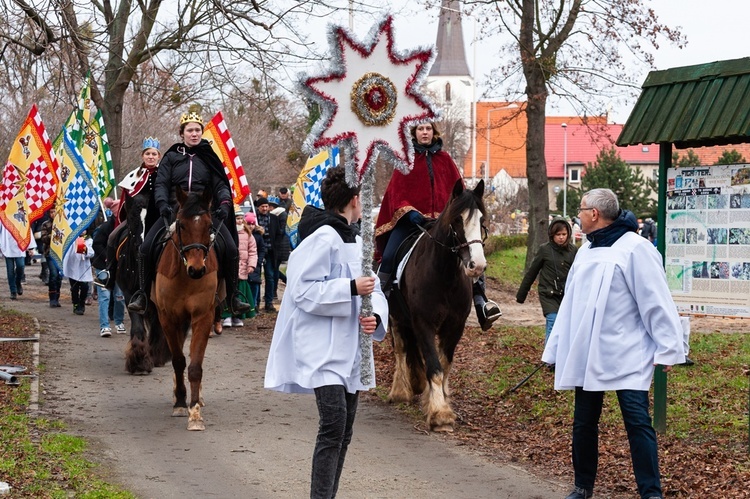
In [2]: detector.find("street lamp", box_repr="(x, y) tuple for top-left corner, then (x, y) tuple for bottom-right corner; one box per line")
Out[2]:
(561, 122), (568, 220)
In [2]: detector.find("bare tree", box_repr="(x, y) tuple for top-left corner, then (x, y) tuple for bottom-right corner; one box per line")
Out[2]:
(1, 0), (382, 181)
(458, 0), (684, 267)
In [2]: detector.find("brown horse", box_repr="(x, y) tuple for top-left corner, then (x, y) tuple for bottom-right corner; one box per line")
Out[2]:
(387, 180), (488, 432)
(153, 188), (218, 431)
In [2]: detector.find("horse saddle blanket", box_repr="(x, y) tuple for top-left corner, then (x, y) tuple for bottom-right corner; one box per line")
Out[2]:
(395, 232), (425, 288)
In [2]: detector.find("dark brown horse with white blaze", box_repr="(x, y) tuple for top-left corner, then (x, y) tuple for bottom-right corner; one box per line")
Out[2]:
(387, 179), (488, 432)
(154, 188), (219, 431)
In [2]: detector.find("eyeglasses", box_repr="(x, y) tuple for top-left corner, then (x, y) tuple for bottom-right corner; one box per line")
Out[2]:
(578, 207), (595, 213)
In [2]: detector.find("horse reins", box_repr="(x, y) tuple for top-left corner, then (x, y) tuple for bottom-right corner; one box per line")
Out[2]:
(416, 223), (485, 254)
(171, 213), (217, 268)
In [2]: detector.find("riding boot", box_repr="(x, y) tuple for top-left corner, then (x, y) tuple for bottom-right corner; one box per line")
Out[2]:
(226, 257), (251, 315)
(377, 270), (392, 298)
(128, 252), (149, 315)
(473, 276), (502, 331)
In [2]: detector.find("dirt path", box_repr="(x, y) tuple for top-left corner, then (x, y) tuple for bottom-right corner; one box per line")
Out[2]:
(6, 265), (564, 499)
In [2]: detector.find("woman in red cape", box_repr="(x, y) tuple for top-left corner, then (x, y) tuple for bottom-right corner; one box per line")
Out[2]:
(375, 122), (501, 330)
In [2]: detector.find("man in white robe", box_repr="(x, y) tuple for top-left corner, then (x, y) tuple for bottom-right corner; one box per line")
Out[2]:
(542, 188), (684, 499)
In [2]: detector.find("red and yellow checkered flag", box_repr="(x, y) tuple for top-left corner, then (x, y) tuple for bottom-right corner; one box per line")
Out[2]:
(0, 105), (59, 250)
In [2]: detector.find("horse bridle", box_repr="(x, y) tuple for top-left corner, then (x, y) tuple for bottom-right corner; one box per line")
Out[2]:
(416, 221), (488, 255)
(170, 213), (217, 268)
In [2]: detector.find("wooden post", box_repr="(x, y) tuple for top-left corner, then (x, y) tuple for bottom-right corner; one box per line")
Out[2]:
(653, 142), (671, 433)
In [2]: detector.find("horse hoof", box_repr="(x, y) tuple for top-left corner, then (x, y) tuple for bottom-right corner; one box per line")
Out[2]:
(431, 424), (454, 433)
(187, 420), (205, 431)
(172, 407), (188, 417)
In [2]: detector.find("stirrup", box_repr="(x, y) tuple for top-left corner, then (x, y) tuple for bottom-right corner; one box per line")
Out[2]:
(128, 292), (147, 314)
(483, 300), (502, 321)
(230, 297), (251, 315)
(93, 269), (110, 288)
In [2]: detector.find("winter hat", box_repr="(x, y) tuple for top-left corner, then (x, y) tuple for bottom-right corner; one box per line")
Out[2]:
(255, 197), (269, 207)
(245, 212), (257, 225)
(267, 195), (281, 207)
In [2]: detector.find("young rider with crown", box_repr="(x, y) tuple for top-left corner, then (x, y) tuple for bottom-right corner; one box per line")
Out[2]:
(127, 110), (251, 316)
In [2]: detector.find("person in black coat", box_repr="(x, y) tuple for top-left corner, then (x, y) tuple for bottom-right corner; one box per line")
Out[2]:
(254, 196), (285, 312)
(128, 110), (250, 315)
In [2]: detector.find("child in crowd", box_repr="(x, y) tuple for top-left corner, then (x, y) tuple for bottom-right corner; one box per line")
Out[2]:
(245, 211), (265, 316)
(63, 228), (94, 315)
(221, 206), (257, 328)
(264, 167), (388, 499)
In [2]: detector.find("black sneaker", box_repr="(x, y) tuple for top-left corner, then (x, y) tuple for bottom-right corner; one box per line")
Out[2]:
(16, 282), (23, 296)
(565, 486), (593, 499)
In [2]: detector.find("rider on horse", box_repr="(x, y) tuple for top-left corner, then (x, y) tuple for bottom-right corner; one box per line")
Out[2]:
(375, 121), (502, 331)
(127, 110), (251, 316)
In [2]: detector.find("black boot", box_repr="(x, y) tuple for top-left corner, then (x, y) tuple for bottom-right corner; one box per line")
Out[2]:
(473, 275), (501, 331)
(128, 253), (149, 314)
(226, 257), (251, 315)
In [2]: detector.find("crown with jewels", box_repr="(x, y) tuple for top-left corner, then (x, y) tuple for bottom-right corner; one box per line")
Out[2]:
(142, 136), (160, 150)
(179, 111), (204, 126)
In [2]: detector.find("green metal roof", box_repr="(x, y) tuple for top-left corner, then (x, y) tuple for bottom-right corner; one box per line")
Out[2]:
(617, 57), (750, 148)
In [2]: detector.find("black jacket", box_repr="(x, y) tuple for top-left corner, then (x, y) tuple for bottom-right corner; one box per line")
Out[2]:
(154, 139), (238, 244)
(516, 218), (577, 316)
(91, 216), (115, 269)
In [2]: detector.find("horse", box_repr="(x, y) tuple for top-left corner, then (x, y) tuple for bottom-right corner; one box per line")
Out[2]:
(153, 187), (219, 431)
(386, 179), (488, 432)
(115, 193), (170, 374)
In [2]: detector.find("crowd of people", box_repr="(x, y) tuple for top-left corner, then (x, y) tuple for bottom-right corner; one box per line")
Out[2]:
(1, 110), (690, 499)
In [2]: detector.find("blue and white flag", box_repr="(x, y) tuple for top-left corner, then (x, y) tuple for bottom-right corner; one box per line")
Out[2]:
(48, 128), (100, 271)
(287, 147), (340, 248)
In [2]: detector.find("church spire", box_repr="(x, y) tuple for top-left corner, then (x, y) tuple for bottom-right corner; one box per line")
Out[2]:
(429, 0), (471, 77)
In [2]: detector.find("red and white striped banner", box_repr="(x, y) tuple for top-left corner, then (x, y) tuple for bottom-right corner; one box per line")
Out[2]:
(203, 111), (251, 204)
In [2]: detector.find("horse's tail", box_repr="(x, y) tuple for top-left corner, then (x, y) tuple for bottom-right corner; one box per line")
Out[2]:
(146, 308), (171, 367)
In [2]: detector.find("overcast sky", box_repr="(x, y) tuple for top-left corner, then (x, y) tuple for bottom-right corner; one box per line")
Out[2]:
(301, 1), (747, 124)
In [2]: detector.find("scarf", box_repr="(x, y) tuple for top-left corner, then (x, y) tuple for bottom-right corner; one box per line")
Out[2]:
(586, 209), (640, 248)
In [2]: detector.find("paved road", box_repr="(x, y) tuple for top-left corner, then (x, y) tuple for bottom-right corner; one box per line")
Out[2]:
(5, 264), (564, 498)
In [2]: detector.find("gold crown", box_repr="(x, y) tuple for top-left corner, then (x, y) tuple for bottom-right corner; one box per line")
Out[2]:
(180, 111), (204, 126)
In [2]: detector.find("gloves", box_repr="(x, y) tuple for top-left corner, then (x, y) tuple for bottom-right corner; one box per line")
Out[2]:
(407, 210), (425, 226)
(215, 202), (231, 221)
(160, 206), (172, 227)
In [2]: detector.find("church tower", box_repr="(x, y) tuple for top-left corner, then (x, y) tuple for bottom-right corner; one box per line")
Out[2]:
(426, 0), (474, 166)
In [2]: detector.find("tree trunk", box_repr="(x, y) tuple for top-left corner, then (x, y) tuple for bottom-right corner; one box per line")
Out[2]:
(523, 67), (550, 270)
(100, 99), (124, 182)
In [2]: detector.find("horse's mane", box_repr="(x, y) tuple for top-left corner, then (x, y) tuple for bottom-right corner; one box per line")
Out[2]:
(437, 188), (485, 229)
(179, 191), (210, 218)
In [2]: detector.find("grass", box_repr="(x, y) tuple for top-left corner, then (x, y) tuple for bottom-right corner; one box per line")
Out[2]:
(485, 244), (528, 285)
(0, 310), (134, 498)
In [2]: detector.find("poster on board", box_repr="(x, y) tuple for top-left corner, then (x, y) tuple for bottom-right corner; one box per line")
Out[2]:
(665, 164), (750, 317)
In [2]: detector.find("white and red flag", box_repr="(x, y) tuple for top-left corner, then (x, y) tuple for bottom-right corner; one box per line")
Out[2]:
(0, 104), (59, 250)
(203, 111), (251, 204)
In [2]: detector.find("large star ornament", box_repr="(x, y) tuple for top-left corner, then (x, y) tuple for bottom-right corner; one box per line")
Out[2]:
(302, 15), (438, 181)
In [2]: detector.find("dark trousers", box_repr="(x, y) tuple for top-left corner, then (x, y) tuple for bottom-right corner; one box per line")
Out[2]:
(262, 252), (276, 306)
(572, 387), (662, 498)
(5, 257), (25, 294)
(69, 278), (89, 307)
(47, 261), (62, 293)
(311, 385), (359, 499)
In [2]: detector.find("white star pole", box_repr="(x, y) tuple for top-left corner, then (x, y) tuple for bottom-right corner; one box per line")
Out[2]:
(301, 15), (438, 384)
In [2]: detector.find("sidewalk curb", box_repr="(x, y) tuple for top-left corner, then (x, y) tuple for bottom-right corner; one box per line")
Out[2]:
(27, 317), (41, 414)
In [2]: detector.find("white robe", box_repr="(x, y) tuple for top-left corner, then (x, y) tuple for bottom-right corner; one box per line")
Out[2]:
(542, 231), (685, 391)
(62, 238), (94, 282)
(264, 225), (388, 394)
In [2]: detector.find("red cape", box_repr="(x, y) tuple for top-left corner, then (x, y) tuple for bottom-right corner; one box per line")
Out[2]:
(375, 149), (462, 257)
